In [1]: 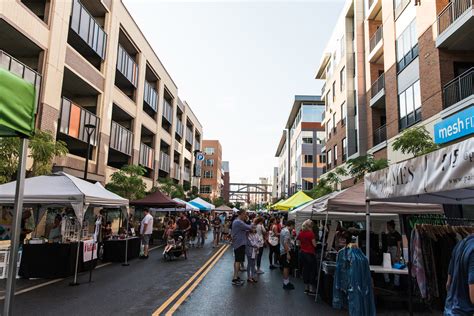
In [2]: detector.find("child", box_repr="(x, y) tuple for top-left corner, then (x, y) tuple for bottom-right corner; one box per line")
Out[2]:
(246, 229), (262, 283)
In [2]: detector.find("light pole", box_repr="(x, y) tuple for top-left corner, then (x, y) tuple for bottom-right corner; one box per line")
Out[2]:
(83, 123), (96, 181)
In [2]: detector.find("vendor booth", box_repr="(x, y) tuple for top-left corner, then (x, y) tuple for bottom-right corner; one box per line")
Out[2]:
(272, 191), (313, 211)
(365, 137), (474, 314)
(215, 205), (233, 213)
(173, 198), (199, 212)
(189, 197), (215, 211)
(0, 172), (129, 280)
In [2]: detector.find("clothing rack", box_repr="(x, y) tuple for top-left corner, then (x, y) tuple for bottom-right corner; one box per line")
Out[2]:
(408, 215), (474, 228)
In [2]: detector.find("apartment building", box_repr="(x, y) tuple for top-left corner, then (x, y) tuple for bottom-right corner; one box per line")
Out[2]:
(222, 161), (230, 203)
(317, 0), (473, 175)
(274, 96), (326, 198)
(0, 0), (203, 189)
(200, 140), (223, 200)
(315, 0), (368, 185)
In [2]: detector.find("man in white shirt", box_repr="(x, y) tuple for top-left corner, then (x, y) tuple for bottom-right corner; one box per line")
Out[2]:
(140, 209), (154, 259)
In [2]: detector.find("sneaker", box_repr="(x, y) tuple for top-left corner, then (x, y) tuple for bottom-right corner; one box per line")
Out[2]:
(283, 283), (295, 290)
(232, 279), (244, 286)
(256, 269), (264, 274)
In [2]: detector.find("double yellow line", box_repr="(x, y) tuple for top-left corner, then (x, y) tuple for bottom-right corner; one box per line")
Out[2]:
(153, 244), (229, 316)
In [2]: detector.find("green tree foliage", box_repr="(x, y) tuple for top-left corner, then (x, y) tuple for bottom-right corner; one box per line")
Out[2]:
(156, 177), (185, 199)
(308, 178), (334, 199)
(0, 130), (68, 184)
(345, 155), (388, 182)
(392, 126), (438, 157)
(186, 186), (199, 200)
(105, 165), (147, 200)
(212, 197), (225, 207)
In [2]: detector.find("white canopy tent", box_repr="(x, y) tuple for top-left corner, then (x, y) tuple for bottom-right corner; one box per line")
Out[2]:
(173, 198), (199, 211)
(189, 197), (215, 211)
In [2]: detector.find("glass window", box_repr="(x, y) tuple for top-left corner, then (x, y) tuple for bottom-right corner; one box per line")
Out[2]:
(332, 82), (336, 101)
(399, 92), (406, 118)
(340, 67), (345, 91)
(334, 145), (338, 161)
(304, 155), (313, 163)
(413, 81), (421, 109)
(327, 150), (332, 164)
(302, 137), (313, 144)
(398, 80), (421, 130)
(205, 159), (214, 166)
(204, 170), (213, 178)
(319, 155), (326, 163)
(302, 105), (325, 122)
(204, 147), (215, 155)
(396, 20), (418, 72)
(332, 113), (336, 129)
(341, 102), (346, 124)
(200, 185), (212, 194)
(342, 138), (347, 160)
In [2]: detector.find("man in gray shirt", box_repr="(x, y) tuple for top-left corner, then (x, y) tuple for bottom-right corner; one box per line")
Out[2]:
(280, 220), (295, 290)
(231, 210), (253, 286)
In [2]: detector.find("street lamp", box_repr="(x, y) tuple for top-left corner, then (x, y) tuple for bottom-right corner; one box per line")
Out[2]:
(83, 123), (96, 181)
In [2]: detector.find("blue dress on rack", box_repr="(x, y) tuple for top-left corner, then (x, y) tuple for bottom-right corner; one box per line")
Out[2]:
(333, 246), (376, 316)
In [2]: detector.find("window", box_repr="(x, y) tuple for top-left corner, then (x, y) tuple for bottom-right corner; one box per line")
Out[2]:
(204, 159), (214, 166)
(327, 119), (332, 137)
(200, 185), (212, 194)
(327, 149), (332, 167)
(341, 102), (346, 126)
(204, 170), (213, 178)
(396, 20), (418, 72)
(304, 155), (313, 163)
(334, 145), (338, 163)
(204, 147), (215, 155)
(319, 155), (326, 163)
(302, 137), (313, 144)
(342, 138), (347, 162)
(398, 80), (422, 131)
(332, 82), (336, 102)
(332, 113), (336, 130)
(340, 67), (345, 91)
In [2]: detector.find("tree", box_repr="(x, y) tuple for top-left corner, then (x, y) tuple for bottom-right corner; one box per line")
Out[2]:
(392, 126), (438, 157)
(346, 155), (388, 182)
(156, 177), (185, 199)
(212, 197), (225, 207)
(308, 178), (334, 199)
(105, 165), (147, 200)
(0, 130), (68, 184)
(186, 186), (199, 200)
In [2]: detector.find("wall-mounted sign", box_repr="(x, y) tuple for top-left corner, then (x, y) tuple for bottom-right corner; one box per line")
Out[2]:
(196, 152), (205, 161)
(434, 106), (474, 144)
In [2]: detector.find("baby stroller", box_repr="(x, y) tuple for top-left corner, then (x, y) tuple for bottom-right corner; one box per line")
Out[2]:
(163, 230), (187, 261)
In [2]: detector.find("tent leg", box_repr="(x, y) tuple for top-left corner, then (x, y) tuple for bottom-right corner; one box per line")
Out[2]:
(402, 215), (414, 316)
(123, 211), (129, 266)
(70, 222), (82, 286)
(315, 209), (329, 303)
(3, 138), (28, 316)
(365, 201), (370, 261)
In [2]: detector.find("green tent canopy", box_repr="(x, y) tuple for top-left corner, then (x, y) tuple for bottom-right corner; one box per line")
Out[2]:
(272, 191), (313, 211)
(0, 68), (36, 137)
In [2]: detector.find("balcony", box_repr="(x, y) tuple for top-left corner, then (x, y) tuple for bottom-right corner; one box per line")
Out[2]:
(139, 143), (154, 170)
(162, 100), (173, 124)
(367, 0), (382, 20)
(69, 0), (107, 61)
(443, 68), (474, 109)
(176, 119), (184, 137)
(159, 151), (170, 173)
(173, 163), (181, 180)
(143, 81), (158, 113)
(174, 139), (183, 153)
(370, 73), (385, 108)
(373, 124), (387, 147)
(0, 50), (42, 107)
(59, 97), (99, 146)
(116, 44), (138, 88)
(109, 121), (133, 156)
(437, 0), (474, 50)
(368, 27), (383, 63)
(183, 167), (191, 182)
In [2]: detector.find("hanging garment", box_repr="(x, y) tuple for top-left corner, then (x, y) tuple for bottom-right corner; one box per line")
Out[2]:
(411, 228), (428, 298)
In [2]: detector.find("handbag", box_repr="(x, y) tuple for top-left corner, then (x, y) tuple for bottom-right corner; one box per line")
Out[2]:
(268, 231), (278, 246)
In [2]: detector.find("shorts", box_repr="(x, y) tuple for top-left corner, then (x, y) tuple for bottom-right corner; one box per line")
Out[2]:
(234, 245), (246, 263)
(141, 234), (151, 246)
(280, 253), (291, 268)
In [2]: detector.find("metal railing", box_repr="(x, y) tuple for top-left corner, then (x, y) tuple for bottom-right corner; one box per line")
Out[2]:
(162, 100), (173, 124)
(175, 119), (184, 137)
(370, 73), (385, 98)
(70, 0), (107, 59)
(183, 167), (191, 182)
(116, 44), (138, 87)
(159, 151), (170, 173)
(185, 127), (193, 145)
(443, 67), (474, 109)
(438, 0), (473, 35)
(59, 97), (99, 146)
(139, 143), (154, 169)
(173, 163), (181, 180)
(373, 124), (387, 146)
(369, 26), (383, 52)
(109, 121), (133, 156)
(143, 81), (158, 112)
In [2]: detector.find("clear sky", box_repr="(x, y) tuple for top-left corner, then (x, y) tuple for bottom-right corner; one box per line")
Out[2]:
(123, 0), (345, 183)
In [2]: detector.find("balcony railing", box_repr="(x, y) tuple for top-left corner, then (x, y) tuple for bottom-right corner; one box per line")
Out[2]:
(443, 67), (474, 109)
(109, 121), (132, 156)
(371, 73), (385, 98)
(70, 0), (107, 59)
(0, 50), (42, 106)
(173, 163), (181, 180)
(176, 119), (184, 137)
(117, 44), (138, 87)
(162, 100), (173, 124)
(139, 143), (154, 169)
(143, 81), (158, 112)
(373, 124), (387, 146)
(369, 26), (383, 52)
(59, 97), (99, 146)
(185, 127), (193, 145)
(159, 151), (170, 173)
(438, 0), (473, 35)
(183, 167), (191, 182)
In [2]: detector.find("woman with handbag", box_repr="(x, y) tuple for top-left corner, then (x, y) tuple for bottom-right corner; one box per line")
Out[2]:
(268, 218), (281, 270)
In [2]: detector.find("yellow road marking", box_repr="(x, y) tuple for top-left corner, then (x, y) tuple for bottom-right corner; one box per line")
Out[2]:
(165, 244), (229, 315)
(152, 245), (228, 316)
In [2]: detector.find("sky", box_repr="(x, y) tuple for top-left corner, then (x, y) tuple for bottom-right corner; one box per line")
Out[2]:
(123, 0), (345, 183)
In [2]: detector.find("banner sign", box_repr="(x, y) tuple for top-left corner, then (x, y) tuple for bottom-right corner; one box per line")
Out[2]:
(83, 239), (97, 262)
(434, 106), (474, 144)
(365, 137), (474, 204)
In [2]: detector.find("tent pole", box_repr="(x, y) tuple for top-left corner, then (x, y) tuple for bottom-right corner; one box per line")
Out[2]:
(3, 138), (28, 316)
(402, 215), (414, 316)
(70, 219), (82, 286)
(315, 208), (329, 303)
(123, 207), (130, 266)
(365, 201), (370, 261)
